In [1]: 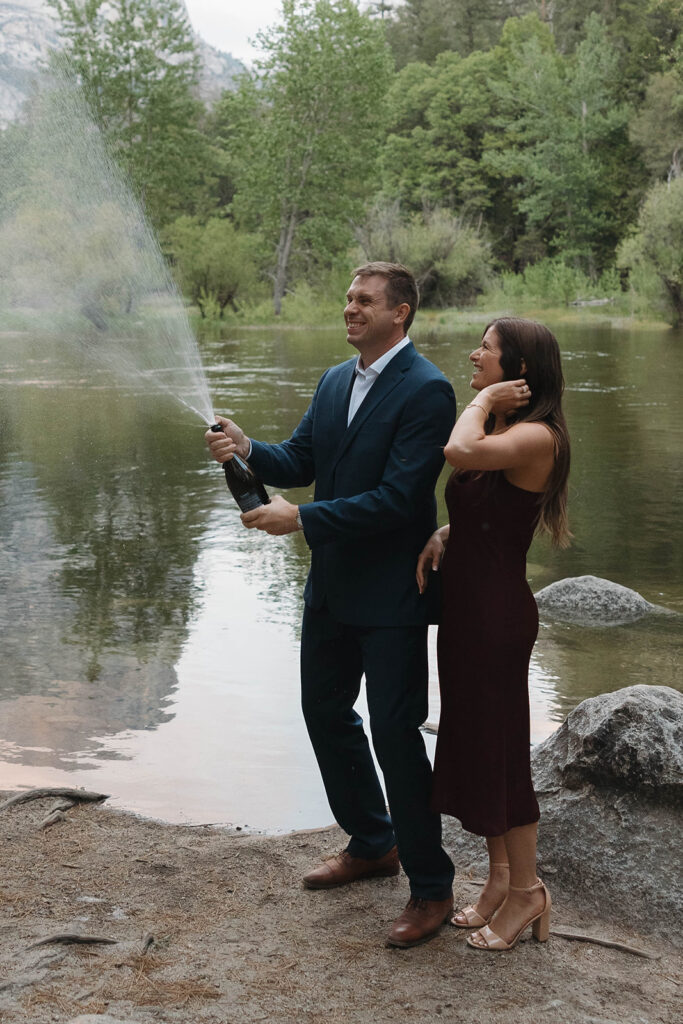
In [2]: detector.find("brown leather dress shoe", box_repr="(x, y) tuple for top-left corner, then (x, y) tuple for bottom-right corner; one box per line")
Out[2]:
(303, 846), (400, 889)
(385, 895), (454, 948)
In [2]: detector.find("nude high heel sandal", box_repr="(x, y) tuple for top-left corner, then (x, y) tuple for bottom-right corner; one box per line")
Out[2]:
(451, 863), (509, 928)
(466, 879), (551, 951)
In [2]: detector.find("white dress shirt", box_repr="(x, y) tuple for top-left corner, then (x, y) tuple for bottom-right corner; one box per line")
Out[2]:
(347, 336), (411, 425)
(245, 335), (412, 457)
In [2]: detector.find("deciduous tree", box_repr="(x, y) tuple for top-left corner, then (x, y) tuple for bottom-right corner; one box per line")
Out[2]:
(487, 14), (642, 274)
(629, 66), (683, 181)
(47, 0), (206, 227)
(230, 0), (393, 315)
(354, 200), (491, 306)
(617, 177), (683, 326)
(164, 217), (259, 318)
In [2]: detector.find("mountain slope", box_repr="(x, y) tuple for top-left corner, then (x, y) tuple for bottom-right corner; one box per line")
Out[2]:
(0, 0), (244, 127)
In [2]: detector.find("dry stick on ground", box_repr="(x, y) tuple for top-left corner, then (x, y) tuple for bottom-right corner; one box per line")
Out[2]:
(27, 935), (118, 950)
(0, 788), (109, 811)
(549, 929), (662, 959)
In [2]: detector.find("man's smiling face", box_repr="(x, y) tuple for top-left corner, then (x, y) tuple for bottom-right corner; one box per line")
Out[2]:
(343, 274), (403, 356)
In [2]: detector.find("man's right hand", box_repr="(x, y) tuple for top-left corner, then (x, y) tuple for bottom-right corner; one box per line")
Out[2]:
(205, 415), (250, 463)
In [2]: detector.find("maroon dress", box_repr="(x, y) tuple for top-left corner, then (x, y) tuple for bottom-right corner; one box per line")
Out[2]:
(431, 470), (541, 836)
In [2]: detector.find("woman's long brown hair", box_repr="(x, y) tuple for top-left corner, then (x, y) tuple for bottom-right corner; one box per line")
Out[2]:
(485, 317), (571, 548)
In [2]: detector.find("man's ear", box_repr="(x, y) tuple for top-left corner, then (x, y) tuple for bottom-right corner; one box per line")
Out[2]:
(520, 358), (527, 375)
(394, 302), (410, 325)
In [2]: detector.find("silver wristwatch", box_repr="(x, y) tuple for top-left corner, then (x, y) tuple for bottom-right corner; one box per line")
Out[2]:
(296, 510), (304, 531)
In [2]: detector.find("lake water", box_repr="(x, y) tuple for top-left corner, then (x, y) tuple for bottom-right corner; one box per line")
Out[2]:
(0, 321), (681, 831)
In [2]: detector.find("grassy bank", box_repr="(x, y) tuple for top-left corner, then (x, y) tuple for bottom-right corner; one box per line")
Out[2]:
(416, 305), (674, 333)
(190, 298), (674, 336)
(190, 261), (677, 333)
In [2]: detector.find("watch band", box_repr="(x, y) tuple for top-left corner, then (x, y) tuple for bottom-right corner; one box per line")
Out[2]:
(296, 510), (304, 531)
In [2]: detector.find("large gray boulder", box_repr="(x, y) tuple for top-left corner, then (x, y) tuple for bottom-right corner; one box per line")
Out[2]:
(534, 574), (658, 625)
(532, 684), (682, 802)
(442, 685), (683, 943)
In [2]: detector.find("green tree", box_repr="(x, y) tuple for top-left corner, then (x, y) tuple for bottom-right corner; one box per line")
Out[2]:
(380, 49), (502, 215)
(199, 89), (246, 214)
(646, 0), (683, 64)
(230, 0), (393, 314)
(164, 216), (259, 318)
(543, 0), (683, 95)
(487, 14), (641, 274)
(379, 15), (561, 266)
(629, 67), (683, 180)
(384, 0), (533, 67)
(617, 177), (683, 326)
(47, 0), (206, 227)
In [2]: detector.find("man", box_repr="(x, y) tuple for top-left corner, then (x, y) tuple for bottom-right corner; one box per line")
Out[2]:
(206, 262), (456, 947)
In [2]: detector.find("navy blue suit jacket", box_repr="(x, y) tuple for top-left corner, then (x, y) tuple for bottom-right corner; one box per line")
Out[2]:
(248, 341), (456, 627)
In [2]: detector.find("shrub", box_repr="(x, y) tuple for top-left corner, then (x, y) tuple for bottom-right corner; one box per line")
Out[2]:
(354, 200), (492, 307)
(164, 217), (260, 319)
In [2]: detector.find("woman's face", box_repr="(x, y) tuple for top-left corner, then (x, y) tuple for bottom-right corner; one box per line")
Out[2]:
(469, 327), (504, 391)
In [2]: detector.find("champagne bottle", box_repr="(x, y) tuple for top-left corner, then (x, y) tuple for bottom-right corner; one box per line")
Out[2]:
(210, 424), (270, 512)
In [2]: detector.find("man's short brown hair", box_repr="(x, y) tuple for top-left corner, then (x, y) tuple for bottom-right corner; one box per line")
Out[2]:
(352, 261), (419, 333)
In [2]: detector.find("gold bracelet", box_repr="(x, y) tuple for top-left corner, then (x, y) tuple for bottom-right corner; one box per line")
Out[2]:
(464, 402), (490, 414)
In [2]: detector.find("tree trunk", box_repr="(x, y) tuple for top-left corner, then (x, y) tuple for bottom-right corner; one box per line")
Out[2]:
(664, 279), (683, 328)
(273, 210), (298, 316)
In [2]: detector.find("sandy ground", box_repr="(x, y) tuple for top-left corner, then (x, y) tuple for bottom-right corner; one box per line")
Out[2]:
(0, 793), (680, 1024)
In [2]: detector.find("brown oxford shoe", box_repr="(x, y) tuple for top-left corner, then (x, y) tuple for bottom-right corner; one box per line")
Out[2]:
(385, 894), (454, 948)
(303, 846), (400, 890)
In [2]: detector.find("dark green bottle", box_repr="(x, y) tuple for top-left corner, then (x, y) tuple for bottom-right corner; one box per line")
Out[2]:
(210, 424), (270, 512)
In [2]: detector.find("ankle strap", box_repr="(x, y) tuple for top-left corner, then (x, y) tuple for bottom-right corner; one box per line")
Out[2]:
(508, 878), (543, 892)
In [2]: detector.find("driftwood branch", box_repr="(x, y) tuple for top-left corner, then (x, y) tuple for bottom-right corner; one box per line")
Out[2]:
(550, 929), (661, 959)
(0, 788), (109, 811)
(27, 934), (118, 950)
(49, 799), (77, 813)
(39, 810), (68, 830)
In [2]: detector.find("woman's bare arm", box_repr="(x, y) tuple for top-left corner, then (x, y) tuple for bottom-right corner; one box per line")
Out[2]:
(445, 381), (554, 475)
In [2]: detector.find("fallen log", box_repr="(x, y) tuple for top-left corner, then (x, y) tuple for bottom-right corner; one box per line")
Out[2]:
(0, 788), (109, 811)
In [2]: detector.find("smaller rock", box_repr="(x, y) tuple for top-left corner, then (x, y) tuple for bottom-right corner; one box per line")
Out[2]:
(534, 574), (657, 625)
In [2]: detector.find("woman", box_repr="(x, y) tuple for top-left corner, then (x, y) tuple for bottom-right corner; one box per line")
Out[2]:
(417, 317), (570, 952)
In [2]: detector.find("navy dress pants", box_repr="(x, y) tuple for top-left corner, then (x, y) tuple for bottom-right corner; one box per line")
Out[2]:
(300, 604), (454, 901)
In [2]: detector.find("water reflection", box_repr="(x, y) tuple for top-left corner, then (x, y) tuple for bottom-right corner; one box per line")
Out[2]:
(0, 322), (681, 828)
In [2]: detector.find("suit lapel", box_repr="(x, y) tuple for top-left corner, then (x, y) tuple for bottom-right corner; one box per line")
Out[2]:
(329, 358), (356, 442)
(330, 342), (416, 470)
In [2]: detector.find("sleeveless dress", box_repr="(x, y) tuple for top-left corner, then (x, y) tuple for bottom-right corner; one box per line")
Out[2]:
(431, 470), (541, 836)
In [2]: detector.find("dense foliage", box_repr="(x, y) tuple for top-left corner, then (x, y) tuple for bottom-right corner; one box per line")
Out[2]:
(24, 0), (683, 321)
(46, 0), (208, 227)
